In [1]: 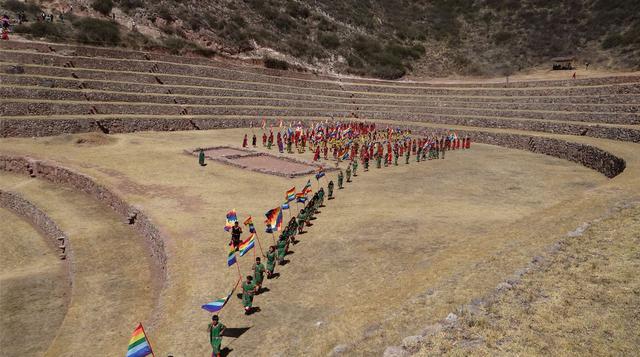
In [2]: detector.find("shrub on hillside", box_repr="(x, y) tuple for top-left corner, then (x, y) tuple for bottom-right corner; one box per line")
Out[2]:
(73, 18), (120, 46)
(163, 36), (186, 54)
(91, 0), (114, 16)
(117, 0), (143, 13)
(14, 22), (65, 41)
(4, 0), (41, 14)
(264, 57), (289, 70)
(318, 31), (340, 49)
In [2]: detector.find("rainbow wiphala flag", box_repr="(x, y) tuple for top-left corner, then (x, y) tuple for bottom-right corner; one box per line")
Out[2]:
(238, 233), (255, 257)
(126, 323), (153, 357)
(224, 209), (238, 232)
(227, 245), (237, 267)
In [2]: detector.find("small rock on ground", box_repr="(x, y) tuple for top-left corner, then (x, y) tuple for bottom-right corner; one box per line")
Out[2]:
(401, 335), (424, 353)
(383, 346), (409, 357)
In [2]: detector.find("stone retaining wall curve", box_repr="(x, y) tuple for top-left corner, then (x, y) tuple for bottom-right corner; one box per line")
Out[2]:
(2, 86), (637, 114)
(2, 101), (638, 127)
(3, 51), (639, 96)
(2, 41), (638, 89)
(3, 67), (639, 102)
(0, 155), (167, 287)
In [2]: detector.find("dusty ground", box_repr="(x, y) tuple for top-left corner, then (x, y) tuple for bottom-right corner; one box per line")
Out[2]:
(2, 127), (637, 356)
(415, 203), (640, 356)
(0, 208), (68, 357)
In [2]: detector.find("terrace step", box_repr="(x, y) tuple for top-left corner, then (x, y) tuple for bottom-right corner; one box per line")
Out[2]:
(0, 173), (156, 356)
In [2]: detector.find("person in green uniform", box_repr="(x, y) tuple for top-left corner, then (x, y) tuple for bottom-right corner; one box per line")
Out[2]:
(199, 149), (206, 166)
(318, 187), (325, 207)
(297, 209), (306, 233)
(394, 151), (399, 166)
(208, 315), (226, 357)
(352, 160), (358, 176)
(287, 139), (293, 153)
(376, 154), (382, 168)
(327, 180), (334, 199)
(253, 257), (266, 293)
(364, 157), (369, 171)
(346, 164), (352, 183)
(287, 217), (298, 244)
(242, 275), (256, 314)
(265, 246), (276, 278)
(441, 145), (446, 160)
(416, 147), (421, 162)
(405, 150), (410, 164)
(277, 236), (288, 265)
(337, 170), (344, 189)
(267, 138), (273, 150)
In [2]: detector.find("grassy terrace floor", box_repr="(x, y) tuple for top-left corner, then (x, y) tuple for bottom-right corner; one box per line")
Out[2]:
(416, 204), (640, 356)
(1, 127), (637, 355)
(0, 208), (68, 357)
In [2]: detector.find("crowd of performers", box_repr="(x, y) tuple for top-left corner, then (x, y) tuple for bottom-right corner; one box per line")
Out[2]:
(241, 121), (471, 168)
(207, 121), (472, 357)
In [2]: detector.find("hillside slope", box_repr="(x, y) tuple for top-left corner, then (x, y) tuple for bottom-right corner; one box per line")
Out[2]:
(3, 0), (639, 78)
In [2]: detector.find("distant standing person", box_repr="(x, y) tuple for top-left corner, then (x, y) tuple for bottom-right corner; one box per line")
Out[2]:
(230, 221), (242, 251)
(199, 149), (206, 166)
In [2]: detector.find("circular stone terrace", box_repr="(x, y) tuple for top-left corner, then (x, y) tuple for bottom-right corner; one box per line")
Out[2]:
(0, 39), (638, 356)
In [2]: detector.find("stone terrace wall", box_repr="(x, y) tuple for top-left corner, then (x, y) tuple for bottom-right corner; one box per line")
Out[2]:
(4, 65), (640, 103)
(2, 100), (638, 126)
(0, 189), (71, 263)
(3, 51), (640, 96)
(0, 155), (168, 287)
(2, 41), (639, 89)
(0, 120), (626, 178)
(3, 86), (637, 114)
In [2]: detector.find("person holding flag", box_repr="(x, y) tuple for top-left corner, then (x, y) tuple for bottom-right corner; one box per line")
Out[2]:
(208, 315), (226, 357)
(265, 245), (277, 278)
(230, 221), (242, 251)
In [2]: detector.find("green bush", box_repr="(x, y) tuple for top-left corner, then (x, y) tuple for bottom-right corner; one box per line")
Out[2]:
(157, 5), (173, 22)
(286, 2), (310, 19)
(91, 0), (113, 16)
(264, 57), (289, 70)
(117, 0), (143, 12)
(163, 36), (186, 54)
(4, 0), (41, 13)
(13, 22), (64, 41)
(318, 31), (340, 49)
(73, 18), (121, 45)
(493, 31), (513, 44)
(275, 13), (294, 32)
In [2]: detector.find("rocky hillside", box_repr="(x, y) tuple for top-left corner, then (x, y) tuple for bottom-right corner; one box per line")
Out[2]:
(3, 0), (639, 78)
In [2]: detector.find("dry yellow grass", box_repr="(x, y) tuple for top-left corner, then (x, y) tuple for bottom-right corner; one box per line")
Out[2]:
(415, 204), (640, 356)
(2, 127), (637, 355)
(0, 208), (68, 357)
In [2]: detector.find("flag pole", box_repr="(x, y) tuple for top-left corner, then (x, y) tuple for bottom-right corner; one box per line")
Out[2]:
(235, 257), (242, 280)
(270, 231), (277, 246)
(254, 232), (266, 256)
(140, 322), (156, 357)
